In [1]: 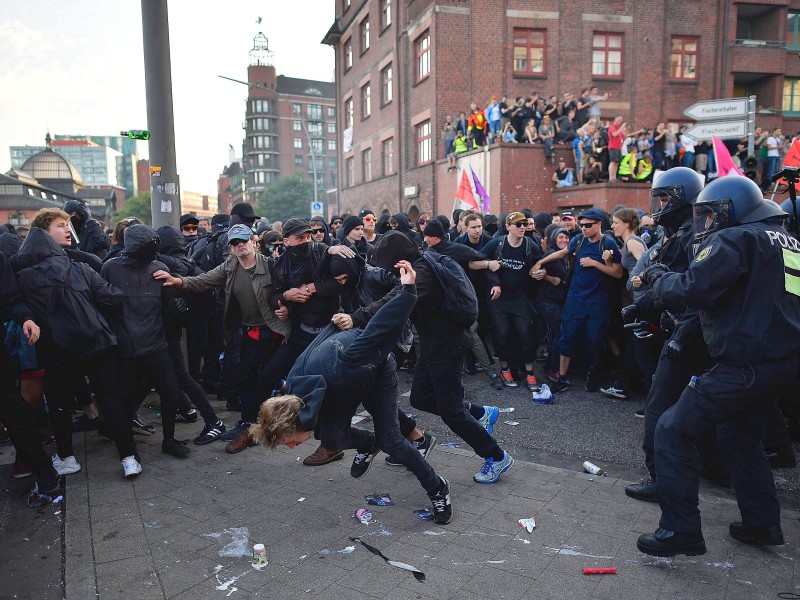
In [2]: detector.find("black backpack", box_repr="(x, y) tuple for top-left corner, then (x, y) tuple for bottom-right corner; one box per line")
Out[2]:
(190, 229), (227, 272)
(421, 251), (478, 327)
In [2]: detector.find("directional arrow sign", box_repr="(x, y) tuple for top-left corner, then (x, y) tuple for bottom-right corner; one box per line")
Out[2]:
(683, 98), (748, 121)
(683, 120), (748, 141)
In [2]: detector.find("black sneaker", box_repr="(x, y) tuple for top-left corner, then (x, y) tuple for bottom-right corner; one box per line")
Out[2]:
(175, 408), (198, 423)
(635, 409), (645, 418)
(351, 444), (380, 478)
(194, 420), (227, 445)
(162, 439), (191, 458)
(585, 372), (599, 392)
(600, 384), (627, 399)
(387, 431), (438, 465)
(132, 415), (155, 436)
(489, 372), (505, 390)
(549, 377), (570, 393)
(428, 477), (453, 525)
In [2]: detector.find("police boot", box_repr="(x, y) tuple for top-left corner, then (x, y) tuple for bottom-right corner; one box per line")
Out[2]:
(637, 528), (706, 557)
(729, 522), (784, 546)
(625, 478), (659, 502)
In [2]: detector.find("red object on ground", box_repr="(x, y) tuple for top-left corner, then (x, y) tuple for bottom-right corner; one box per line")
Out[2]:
(583, 567), (617, 575)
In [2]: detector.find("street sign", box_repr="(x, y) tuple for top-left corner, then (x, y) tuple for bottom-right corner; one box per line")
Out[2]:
(683, 120), (748, 141)
(683, 98), (748, 121)
(310, 201), (324, 216)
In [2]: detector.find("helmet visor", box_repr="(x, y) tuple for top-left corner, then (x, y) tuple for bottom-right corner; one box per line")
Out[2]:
(650, 185), (685, 221)
(693, 199), (733, 242)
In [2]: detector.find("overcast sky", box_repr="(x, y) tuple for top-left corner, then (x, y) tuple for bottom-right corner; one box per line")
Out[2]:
(0, 1), (335, 194)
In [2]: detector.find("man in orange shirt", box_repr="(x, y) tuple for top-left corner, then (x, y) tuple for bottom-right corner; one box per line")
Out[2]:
(467, 102), (488, 148)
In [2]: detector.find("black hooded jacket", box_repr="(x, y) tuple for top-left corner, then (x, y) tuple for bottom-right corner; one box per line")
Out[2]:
(100, 225), (175, 358)
(64, 199), (110, 259)
(354, 231), (469, 362)
(13, 228), (121, 366)
(392, 213), (423, 247)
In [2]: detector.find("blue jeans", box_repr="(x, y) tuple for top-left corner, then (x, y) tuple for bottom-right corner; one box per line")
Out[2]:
(681, 151), (695, 169)
(766, 156), (779, 183)
(655, 356), (800, 533)
(558, 298), (609, 369)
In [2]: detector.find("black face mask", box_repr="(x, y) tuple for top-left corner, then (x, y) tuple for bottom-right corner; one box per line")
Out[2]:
(182, 233), (198, 243)
(128, 244), (159, 262)
(286, 243), (310, 259)
(70, 215), (85, 231)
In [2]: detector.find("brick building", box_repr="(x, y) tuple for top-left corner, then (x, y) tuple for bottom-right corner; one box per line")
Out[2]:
(240, 32), (337, 214)
(323, 0), (800, 218)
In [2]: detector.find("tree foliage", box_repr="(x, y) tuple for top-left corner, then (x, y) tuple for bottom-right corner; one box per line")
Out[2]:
(113, 192), (152, 225)
(257, 174), (315, 221)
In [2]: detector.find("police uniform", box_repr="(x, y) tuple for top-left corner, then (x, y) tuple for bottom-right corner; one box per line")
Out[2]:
(640, 192), (800, 554)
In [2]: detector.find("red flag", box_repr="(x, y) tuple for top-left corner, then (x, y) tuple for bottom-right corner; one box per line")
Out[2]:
(778, 138), (800, 187)
(455, 169), (480, 211)
(712, 136), (743, 177)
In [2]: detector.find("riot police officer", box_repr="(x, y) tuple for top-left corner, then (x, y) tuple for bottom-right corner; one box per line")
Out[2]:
(636, 176), (800, 557)
(623, 167), (722, 503)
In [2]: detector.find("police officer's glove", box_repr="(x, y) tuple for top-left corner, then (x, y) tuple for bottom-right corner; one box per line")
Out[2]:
(168, 298), (189, 316)
(639, 263), (669, 286)
(621, 303), (639, 324)
(660, 311), (677, 337)
(666, 339), (684, 361)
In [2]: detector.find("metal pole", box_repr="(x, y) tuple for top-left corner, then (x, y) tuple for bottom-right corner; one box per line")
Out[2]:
(301, 120), (319, 209)
(142, 0), (180, 227)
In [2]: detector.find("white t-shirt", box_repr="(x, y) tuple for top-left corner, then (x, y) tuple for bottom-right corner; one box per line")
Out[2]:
(767, 136), (780, 157)
(679, 134), (696, 154)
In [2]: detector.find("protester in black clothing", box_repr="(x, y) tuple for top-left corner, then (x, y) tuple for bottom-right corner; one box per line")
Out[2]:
(0, 251), (55, 494)
(252, 261), (453, 524)
(101, 225), (190, 459)
(309, 217), (331, 245)
(336, 231), (515, 484)
(179, 214), (200, 244)
(14, 215), (138, 478)
(531, 227), (569, 380)
(64, 199), (110, 259)
(336, 215), (374, 261)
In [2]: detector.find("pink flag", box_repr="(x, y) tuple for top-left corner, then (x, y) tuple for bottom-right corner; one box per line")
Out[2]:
(455, 169), (481, 211)
(712, 136), (743, 177)
(470, 168), (491, 213)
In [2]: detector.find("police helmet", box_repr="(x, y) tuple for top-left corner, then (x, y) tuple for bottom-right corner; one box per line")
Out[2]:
(780, 197), (800, 232)
(649, 167), (705, 227)
(693, 176), (787, 243)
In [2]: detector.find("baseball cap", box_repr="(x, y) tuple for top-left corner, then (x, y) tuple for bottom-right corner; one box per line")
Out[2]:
(506, 211), (527, 225)
(561, 209), (575, 220)
(180, 214), (199, 227)
(578, 207), (605, 223)
(226, 224), (253, 244)
(230, 202), (260, 222)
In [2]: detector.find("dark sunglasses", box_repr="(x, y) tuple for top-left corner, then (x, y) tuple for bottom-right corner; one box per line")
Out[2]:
(181, 225), (198, 232)
(363, 216), (376, 222)
(332, 220), (342, 225)
(310, 228), (324, 234)
(418, 219), (429, 225)
(229, 238), (248, 246)
(511, 222), (527, 228)
(579, 221), (598, 228)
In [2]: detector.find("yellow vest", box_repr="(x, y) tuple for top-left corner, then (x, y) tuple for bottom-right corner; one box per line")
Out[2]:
(618, 153), (637, 176)
(636, 160), (653, 180)
(454, 136), (469, 153)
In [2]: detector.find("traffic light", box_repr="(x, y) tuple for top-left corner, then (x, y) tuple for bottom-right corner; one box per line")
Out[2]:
(742, 155), (758, 180)
(120, 130), (151, 140)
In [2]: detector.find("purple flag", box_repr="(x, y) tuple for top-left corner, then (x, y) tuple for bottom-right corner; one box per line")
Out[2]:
(470, 169), (491, 213)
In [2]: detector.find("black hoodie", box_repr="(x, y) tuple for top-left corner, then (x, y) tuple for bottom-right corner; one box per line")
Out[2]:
(64, 199), (110, 259)
(13, 228), (121, 366)
(101, 225), (175, 358)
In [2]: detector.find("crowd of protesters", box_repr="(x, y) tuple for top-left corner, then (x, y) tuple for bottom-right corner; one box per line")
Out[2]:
(0, 180), (798, 530)
(443, 87), (796, 189)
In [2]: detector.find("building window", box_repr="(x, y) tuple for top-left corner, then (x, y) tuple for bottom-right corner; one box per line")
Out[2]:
(592, 33), (623, 78)
(512, 28), (546, 75)
(360, 17), (370, 53)
(784, 78), (800, 114)
(381, 64), (393, 104)
(294, 137), (303, 149)
(292, 103), (301, 115)
(416, 121), (432, 165)
(362, 148), (372, 181)
(327, 121), (336, 134)
(295, 155), (304, 166)
(669, 36), (698, 80)
(328, 140), (337, 151)
(293, 120), (302, 131)
(310, 139), (323, 153)
(381, 0), (392, 30)
(361, 83), (371, 119)
(789, 12), (800, 48)
(307, 122), (323, 136)
(327, 106), (335, 117)
(307, 104), (322, 120)
(344, 38), (353, 71)
(346, 156), (355, 187)
(382, 138), (394, 175)
(344, 98), (354, 129)
(416, 31), (431, 82)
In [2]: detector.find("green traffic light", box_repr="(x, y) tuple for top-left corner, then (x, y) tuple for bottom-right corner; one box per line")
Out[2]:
(121, 130), (151, 140)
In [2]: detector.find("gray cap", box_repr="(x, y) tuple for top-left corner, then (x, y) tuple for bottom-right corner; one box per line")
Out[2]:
(226, 223), (253, 244)
(282, 217), (312, 238)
